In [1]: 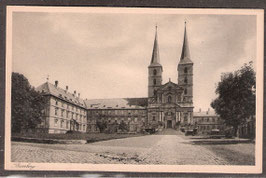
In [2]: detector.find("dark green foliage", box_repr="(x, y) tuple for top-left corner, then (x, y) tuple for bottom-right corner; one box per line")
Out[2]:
(211, 62), (255, 136)
(96, 120), (107, 133)
(11, 72), (46, 133)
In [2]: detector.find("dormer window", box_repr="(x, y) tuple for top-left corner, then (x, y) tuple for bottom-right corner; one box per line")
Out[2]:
(153, 69), (157, 76)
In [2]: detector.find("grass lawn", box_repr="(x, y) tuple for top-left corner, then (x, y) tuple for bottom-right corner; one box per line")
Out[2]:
(12, 132), (145, 143)
(203, 143), (255, 165)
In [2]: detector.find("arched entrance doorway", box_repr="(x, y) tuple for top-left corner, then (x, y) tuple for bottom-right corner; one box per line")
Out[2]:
(164, 111), (175, 128)
(167, 120), (172, 128)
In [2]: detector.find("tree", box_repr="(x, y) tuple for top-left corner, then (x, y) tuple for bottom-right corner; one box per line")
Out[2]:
(211, 62), (255, 136)
(12, 72), (46, 133)
(118, 121), (128, 132)
(96, 120), (107, 133)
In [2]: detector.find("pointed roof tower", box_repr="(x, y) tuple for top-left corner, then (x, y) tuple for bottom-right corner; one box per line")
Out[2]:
(179, 21), (193, 64)
(150, 25), (162, 67)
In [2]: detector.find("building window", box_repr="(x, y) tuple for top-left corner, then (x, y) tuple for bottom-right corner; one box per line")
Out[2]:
(153, 79), (156, 85)
(66, 121), (69, 129)
(184, 77), (188, 84)
(55, 108), (58, 115)
(168, 96), (172, 103)
(62, 102), (64, 107)
(55, 100), (58, 105)
(54, 119), (58, 127)
(184, 67), (188, 73)
(60, 120), (64, 128)
(184, 89), (187, 95)
(153, 116), (156, 121)
(153, 69), (157, 76)
(61, 109), (64, 117)
(153, 90), (156, 96)
(66, 111), (69, 118)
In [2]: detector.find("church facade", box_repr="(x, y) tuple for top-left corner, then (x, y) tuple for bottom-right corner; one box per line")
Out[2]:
(147, 24), (193, 129)
(36, 23), (196, 134)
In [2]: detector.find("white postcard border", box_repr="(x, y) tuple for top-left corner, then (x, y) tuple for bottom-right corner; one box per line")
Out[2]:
(4, 6), (264, 174)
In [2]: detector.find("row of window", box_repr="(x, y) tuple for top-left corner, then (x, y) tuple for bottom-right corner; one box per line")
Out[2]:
(95, 117), (146, 123)
(88, 109), (146, 116)
(54, 119), (86, 131)
(199, 125), (221, 130)
(194, 117), (219, 123)
(55, 99), (86, 114)
(55, 107), (86, 122)
(154, 94), (189, 102)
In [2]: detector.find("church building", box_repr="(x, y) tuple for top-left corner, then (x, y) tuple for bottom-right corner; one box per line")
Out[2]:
(36, 23), (196, 134)
(147, 23), (194, 129)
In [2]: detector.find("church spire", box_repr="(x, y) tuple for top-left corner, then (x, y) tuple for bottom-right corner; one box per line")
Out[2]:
(180, 21), (190, 60)
(150, 25), (161, 65)
(179, 21), (193, 65)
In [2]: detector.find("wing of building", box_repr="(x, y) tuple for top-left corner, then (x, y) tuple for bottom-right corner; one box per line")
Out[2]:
(36, 81), (87, 133)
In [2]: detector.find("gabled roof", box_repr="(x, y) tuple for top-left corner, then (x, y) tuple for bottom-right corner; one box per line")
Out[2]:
(158, 81), (184, 91)
(36, 82), (86, 108)
(85, 98), (148, 109)
(179, 22), (193, 65)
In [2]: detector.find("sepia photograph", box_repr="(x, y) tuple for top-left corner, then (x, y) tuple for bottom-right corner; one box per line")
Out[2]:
(4, 6), (264, 173)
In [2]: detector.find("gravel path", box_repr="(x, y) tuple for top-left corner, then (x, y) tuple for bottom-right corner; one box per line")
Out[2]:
(12, 129), (229, 165)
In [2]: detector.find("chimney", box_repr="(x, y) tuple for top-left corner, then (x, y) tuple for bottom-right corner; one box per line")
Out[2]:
(55, 80), (58, 87)
(65, 86), (68, 92)
(78, 93), (80, 98)
(207, 108), (210, 114)
(74, 90), (76, 96)
(199, 108), (201, 112)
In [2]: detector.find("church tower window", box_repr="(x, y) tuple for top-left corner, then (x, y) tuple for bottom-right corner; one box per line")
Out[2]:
(184, 77), (188, 84)
(184, 67), (188, 73)
(153, 69), (157, 76)
(168, 96), (172, 103)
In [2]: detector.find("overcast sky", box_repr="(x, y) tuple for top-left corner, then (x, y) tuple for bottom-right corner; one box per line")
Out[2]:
(12, 10), (257, 111)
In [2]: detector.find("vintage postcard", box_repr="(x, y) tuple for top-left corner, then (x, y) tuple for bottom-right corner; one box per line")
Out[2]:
(4, 6), (264, 173)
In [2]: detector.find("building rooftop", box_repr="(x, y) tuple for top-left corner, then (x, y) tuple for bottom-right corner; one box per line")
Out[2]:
(84, 98), (148, 109)
(36, 82), (86, 108)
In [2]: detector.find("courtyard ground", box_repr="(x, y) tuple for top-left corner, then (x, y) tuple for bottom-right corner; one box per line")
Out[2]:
(11, 129), (255, 165)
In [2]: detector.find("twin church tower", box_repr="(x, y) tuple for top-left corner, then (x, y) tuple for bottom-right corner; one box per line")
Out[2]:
(147, 22), (194, 128)
(36, 22), (195, 133)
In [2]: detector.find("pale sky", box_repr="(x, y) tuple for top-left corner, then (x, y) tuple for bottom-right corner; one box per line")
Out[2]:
(12, 10), (257, 111)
